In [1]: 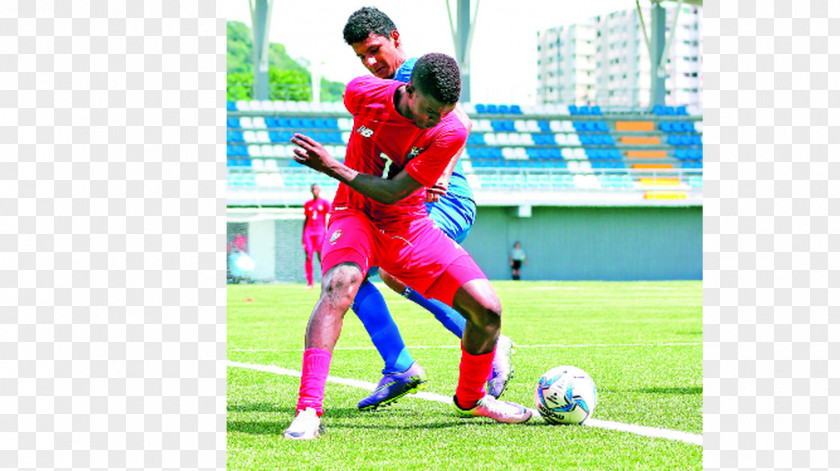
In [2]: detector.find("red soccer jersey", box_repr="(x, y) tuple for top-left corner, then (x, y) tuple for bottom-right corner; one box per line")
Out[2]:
(303, 197), (331, 234)
(333, 76), (470, 231)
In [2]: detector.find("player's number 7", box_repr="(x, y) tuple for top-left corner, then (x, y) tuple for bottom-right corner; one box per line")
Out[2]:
(379, 152), (393, 179)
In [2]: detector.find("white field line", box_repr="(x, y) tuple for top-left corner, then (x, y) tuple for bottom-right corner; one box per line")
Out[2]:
(229, 341), (701, 353)
(227, 361), (702, 446)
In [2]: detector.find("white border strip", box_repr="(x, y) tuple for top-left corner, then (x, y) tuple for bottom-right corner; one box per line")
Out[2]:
(229, 342), (701, 353)
(227, 361), (702, 446)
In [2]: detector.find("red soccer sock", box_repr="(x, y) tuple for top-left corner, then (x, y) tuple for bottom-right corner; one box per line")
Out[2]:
(455, 343), (496, 409)
(305, 257), (314, 285)
(296, 348), (332, 416)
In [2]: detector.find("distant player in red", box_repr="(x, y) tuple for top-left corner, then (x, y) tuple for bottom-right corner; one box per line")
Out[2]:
(283, 53), (531, 441)
(302, 183), (331, 288)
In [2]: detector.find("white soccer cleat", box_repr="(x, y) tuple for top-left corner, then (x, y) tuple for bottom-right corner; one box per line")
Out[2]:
(452, 395), (532, 424)
(283, 407), (322, 440)
(487, 334), (516, 398)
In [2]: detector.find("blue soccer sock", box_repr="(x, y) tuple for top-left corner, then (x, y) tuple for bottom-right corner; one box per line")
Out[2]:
(402, 287), (466, 338)
(352, 279), (415, 374)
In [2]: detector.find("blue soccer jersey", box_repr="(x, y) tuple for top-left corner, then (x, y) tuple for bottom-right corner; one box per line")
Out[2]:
(393, 58), (476, 243)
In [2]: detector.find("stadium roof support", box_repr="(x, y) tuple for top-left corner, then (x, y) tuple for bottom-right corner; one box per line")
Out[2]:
(636, 0), (699, 108)
(446, 0), (480, 103)
(250, 0), (274, 100)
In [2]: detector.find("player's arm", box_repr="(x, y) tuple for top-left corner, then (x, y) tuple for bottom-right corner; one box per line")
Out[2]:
(425, 105), (471, 202)
(291, 133), (422, 205)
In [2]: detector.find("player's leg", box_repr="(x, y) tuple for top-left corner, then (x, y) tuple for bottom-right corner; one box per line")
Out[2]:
(385, 224), (529, 424)
(351, 272), (426, 410)
(446, 277), (530, 423)
(303, 232), (315, 288)
(285, 262), (365, 440)
(379, 269), (466, 337)
(285, 212), (374, 440)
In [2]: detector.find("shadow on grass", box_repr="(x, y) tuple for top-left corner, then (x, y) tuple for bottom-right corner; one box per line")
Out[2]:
(227, 404), (554, 435)
(633, 387), (703, 395)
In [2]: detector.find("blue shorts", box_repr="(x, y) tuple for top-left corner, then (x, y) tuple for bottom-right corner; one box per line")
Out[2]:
(425, 192), (476, 244)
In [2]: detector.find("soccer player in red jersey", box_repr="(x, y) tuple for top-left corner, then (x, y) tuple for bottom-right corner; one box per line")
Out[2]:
(302, 183), (331, 289)
(283, 53), (531, 440)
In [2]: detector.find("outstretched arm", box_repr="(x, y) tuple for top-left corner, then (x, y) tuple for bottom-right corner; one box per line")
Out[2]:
(291, 133), (423, 205)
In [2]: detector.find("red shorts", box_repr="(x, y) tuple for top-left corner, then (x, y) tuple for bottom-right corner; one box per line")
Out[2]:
(321, 210), (487, 305)
(303, 230), (326, 256)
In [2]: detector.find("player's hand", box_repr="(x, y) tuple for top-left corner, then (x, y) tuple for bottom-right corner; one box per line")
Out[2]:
(291, 133), (335, 174)
(425, 181), (448, 203)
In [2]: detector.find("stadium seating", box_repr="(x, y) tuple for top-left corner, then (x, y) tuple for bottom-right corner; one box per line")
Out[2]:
(226, 99), (702, 194)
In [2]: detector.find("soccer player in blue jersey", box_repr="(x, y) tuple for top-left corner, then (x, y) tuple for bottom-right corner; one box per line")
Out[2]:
(341, 7), (515, 410)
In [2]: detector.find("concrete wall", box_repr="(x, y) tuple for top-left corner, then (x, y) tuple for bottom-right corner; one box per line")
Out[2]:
(461, 206), (702, 281)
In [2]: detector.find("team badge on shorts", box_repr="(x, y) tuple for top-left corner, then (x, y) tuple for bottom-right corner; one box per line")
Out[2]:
(329, 229), (342, 245)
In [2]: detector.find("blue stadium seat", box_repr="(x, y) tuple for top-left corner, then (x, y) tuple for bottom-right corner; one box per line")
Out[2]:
(568, 105), (579, 115)
(667, 135), (680, 146)
(676, 105), (688, 116)
(674, 148), (687, 160)
(591, 105), (602, 115)
(301, 118), (314, 129)
(664, 106), (676, 116)
(486, 104), (498, 114)
(660, 121), (673, 133)
(475, 103), (487, 114)
(572, 121), (584, 132)
(227, 117), (240, 128)
(498, 104), (510, 114)
(692, 134), (703, 146)
(227, 101), (237, 111)
(583, 121), (597, 132)
(653, 105), (665, 115)
(579, 106), (590, 115)
(538, 120), (551, 132)
(510, 104), (522, 114)
(289, 117), (302, 128)
(228, 131), (244, 143)
(269, 131), (282, 143)
(325, 118), (339, 129)
(277, 117), (291, 128)
(596, 121), (609, 132)
(491, 120), (506, 132)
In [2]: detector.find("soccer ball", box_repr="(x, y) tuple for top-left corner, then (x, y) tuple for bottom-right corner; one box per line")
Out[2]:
(534, 365), (597, 425)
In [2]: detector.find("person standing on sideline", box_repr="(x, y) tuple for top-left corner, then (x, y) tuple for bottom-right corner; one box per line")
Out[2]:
(510, 242), (527, 281)
(302, 183), (331, 289)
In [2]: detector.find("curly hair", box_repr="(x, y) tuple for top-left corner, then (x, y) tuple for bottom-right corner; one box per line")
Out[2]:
(343, 7), (397, 45)
(410, 53), (462, 105)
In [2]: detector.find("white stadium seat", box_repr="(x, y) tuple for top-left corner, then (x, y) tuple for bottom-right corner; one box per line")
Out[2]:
(273, 144), (286, 157)
(484, 133), (497, 145)
(247, 144), (262, 157)
(240, 117), (253, 129)
(260, 144), (274, 157)
(566, 134), (581, 146)
(554, 133), (567, 145)
(513, 120), (528, 132)
(264, 159), (279, 171)
(549, 120), (564, 132)
(251, 117), (266, 128)
(520, 133), (534, 146)
(235, 100), (251, 111)
(256, 131), (270, 143)
(251, 159), (264, 171)
(243, 131), (257, 143)
(525, 120), (539, 132)
(501, 147), (515, 159)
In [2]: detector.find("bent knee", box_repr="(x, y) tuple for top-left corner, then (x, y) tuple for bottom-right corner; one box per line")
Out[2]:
(322, 263), (364, 309)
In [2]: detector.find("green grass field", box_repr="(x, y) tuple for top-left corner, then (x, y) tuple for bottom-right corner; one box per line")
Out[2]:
(228, 281), (702, 470)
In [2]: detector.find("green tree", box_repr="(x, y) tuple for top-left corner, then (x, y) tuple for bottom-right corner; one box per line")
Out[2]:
(227, 21), (344, 102)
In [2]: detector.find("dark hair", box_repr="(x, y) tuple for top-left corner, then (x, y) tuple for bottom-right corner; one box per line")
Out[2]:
(410, 53), (461, 104)
(343, 7), (397, 45)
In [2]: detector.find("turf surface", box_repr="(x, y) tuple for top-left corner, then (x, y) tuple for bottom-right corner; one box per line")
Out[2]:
(228, 281), (702, 470)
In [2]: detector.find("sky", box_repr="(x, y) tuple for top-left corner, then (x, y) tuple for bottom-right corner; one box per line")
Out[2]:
(226, 0), (636, 104)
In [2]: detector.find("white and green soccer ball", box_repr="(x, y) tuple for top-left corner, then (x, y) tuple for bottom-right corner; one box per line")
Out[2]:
(535, 365), (597, 425)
